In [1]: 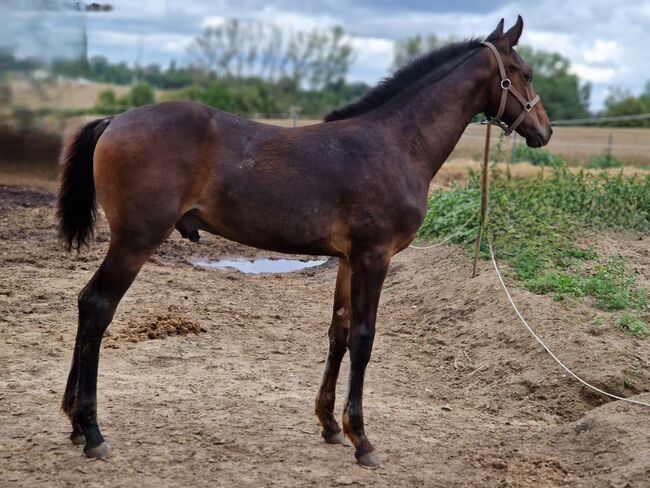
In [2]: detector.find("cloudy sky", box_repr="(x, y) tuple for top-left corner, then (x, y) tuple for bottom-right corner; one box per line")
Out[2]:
(8, 1), (650, 110)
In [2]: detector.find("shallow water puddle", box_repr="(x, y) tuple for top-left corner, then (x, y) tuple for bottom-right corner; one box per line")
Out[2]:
(191, 257), (328, 274)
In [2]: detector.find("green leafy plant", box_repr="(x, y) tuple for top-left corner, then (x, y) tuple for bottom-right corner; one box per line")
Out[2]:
(417, 160), (650, 335)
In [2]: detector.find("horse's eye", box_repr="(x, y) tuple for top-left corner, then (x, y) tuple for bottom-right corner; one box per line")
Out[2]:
(525, 72), (533, 82)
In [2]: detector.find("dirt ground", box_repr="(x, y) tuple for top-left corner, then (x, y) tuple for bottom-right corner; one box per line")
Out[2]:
(1, 182), (649, 488)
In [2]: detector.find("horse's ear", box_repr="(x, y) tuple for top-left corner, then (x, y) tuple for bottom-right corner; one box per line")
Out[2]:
(503, 15), (524, 47)
(485, 18), (504, 42)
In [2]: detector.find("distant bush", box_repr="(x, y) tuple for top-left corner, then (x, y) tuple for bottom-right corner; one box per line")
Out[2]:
(94, 82), (155, 114)
(584, 153), (624, 169)
(129, 82), (155, 107)
(512, 143), (561, 166)
(513, 143), (629, 170)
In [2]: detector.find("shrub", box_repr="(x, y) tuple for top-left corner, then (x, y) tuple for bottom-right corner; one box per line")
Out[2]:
(94, 82), (156, 114)
(512, 144), (560, 166)
(584, 153), (624, 169)
(129, 81), (155, 107)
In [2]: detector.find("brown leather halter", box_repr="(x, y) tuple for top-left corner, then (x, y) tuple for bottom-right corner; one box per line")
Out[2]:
(481, 41), (540, 135)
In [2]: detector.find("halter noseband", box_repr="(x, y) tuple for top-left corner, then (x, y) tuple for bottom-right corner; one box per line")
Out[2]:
(481, 41), (540, 135)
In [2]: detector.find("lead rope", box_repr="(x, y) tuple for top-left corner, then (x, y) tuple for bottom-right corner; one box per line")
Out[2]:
(474, 125), (650, 409)
(472, 122), (491, 278)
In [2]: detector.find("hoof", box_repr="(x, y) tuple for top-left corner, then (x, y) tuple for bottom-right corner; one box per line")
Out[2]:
(70, 432), (86, 446)
(323, 431), (347, 445)
(356, 451), (381, 468)
(84, 442), (111, 459)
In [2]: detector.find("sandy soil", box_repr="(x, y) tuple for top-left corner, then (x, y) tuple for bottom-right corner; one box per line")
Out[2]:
(1, 184), (649, 487)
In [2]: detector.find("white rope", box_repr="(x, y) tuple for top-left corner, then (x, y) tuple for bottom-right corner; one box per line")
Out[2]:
(488, 242), (650, 408)
(459, 133), (650, 150)
(467, 112), (650, 126)
(409, 216), (474, 250)
(552, 112), (650, 125)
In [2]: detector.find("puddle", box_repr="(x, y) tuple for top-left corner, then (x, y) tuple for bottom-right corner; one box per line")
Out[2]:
(191, 257), (329, 274)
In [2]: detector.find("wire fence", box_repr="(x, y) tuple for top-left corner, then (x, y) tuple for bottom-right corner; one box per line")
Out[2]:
(452, 114), (650, 167)
(266, 112), (650, 166)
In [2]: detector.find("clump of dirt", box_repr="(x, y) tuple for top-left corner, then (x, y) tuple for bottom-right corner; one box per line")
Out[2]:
(107, 305), (206, 343)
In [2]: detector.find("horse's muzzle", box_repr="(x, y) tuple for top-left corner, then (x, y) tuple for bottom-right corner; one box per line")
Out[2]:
(526, 127), (552, 148)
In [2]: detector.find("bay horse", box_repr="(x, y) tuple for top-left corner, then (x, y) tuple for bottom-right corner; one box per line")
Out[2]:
(57, 16), (551, 467)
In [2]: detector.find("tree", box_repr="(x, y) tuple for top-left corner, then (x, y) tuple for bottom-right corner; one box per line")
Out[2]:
(309, 26), (353, 89)
(187, 20), (354, 89)
(392, 34), (440, 70)
(602, 85), (650, 127)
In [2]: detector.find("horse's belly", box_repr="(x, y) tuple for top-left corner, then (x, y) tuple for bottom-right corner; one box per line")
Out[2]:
(191, 193), (342, 256)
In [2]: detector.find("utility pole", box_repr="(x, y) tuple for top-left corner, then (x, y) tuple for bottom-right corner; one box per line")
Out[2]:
(78, 3), (114, 77)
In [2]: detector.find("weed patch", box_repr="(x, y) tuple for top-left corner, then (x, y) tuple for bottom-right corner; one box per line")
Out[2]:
(418, 162), (649, 336)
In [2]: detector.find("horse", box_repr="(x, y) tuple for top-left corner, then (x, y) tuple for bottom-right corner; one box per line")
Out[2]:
(57, 16), (551, 467)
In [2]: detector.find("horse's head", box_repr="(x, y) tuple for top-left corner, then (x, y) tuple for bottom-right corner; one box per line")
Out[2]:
(483, 16), (552, 147)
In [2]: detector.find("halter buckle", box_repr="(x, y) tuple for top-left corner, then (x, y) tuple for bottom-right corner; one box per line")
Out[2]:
(500, 79), (511, 89)
(524, 102), (532, 112)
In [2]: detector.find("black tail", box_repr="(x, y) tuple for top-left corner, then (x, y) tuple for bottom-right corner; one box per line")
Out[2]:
(57, 117), (112, 252)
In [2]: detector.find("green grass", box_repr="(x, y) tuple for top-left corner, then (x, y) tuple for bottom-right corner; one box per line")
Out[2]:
(418, 161), (650, 336)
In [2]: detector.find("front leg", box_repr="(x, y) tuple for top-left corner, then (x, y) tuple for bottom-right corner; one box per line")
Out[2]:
(342, 249), (390, 467)
(315, 258), (351, 444)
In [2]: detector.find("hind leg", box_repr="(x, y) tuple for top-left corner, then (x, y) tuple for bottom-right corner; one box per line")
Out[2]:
(62, 229), (171, 458)
(315, 259), (352, 444)
(62, 343), (85, 445)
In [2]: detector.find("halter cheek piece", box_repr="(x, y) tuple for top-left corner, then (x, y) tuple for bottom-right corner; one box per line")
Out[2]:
(480, 41), (540, 135)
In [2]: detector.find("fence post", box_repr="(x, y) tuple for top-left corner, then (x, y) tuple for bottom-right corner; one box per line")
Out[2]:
(606, 132), (613, 166)
(290, 105), (298, 128)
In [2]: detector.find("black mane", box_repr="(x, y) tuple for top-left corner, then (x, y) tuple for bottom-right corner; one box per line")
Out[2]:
(324, 38), (483, 122)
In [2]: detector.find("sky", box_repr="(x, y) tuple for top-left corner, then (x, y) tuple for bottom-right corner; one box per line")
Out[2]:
(6, 1), (650, 111)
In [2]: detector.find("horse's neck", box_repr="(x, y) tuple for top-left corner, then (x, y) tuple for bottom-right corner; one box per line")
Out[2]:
(392, 55), (491, 181)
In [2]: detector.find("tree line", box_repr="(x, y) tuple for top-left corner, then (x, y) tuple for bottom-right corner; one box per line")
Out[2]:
(5, 19), (650, 125)
(600, 84), (650, 127)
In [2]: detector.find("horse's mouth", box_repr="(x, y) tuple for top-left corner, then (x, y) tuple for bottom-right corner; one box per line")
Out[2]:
(526, 128), (552, 148)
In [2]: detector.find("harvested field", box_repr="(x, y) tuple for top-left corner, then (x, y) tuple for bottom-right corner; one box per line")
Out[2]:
(450, 125), (650, 167)
(1, 181), (649, 487)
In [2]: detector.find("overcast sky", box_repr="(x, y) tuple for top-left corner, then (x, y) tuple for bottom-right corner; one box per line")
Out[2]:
(18, 0), (650, 111)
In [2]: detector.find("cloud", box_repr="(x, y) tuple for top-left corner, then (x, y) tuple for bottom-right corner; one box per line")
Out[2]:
(583, 40), (620, 64)
(571, 64), (617, 83)
(347, 36), (394, 82)
(201, 16), (226, 29)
